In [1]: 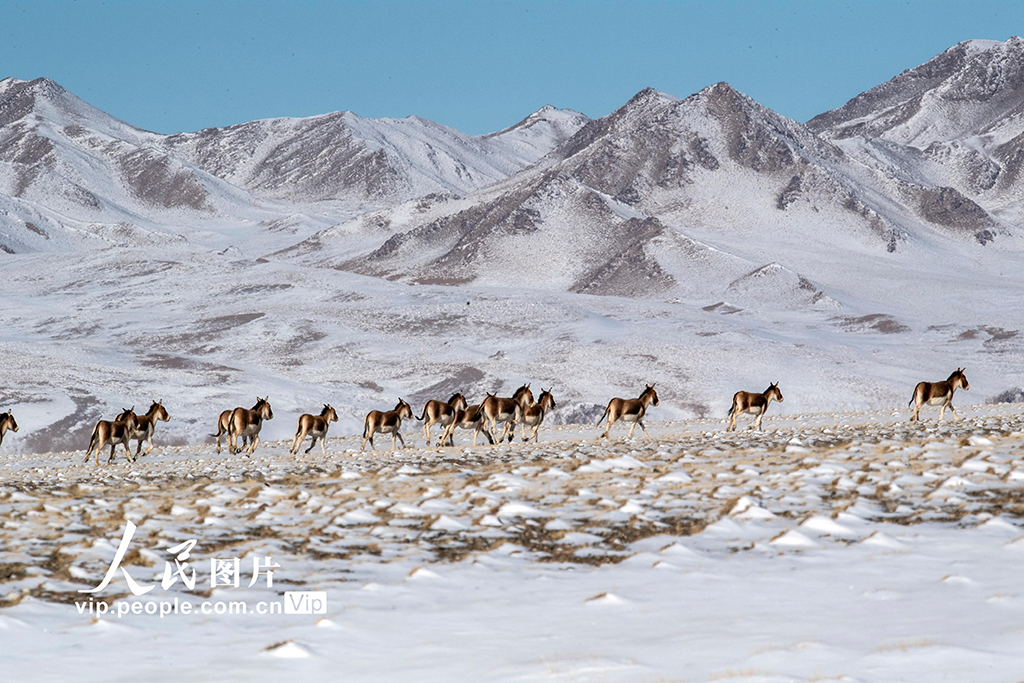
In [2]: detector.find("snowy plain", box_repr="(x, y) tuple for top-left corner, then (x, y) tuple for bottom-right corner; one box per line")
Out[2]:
(3, 406), (1024, 681)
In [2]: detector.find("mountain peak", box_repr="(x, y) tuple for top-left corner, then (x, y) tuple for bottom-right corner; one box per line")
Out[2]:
(625, 87), (682, 109)
(809, 36), (1024, 145)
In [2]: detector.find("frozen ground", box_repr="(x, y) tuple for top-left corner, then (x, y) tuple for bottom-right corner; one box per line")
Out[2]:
(3, 405), (1024, 681)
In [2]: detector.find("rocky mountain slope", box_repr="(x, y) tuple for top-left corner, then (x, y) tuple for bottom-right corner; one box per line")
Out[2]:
(810, 37), (1024, 225)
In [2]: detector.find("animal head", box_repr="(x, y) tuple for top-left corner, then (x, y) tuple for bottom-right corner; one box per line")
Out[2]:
(396, 399), (413, 419)
(116, 407), (140, 431)
(323, 404), (339, 422)
(150, 400), (171, 422)
(255, 396), (274, 420)
(513, 383), (535, 406)
(642, 384), (659, 406)
(0, 411), (17, 433)
(538, 389), (556, 410)
(449, 392), (468, 411)
(949, 368), (969, 390)
(767, 382), (784, 402)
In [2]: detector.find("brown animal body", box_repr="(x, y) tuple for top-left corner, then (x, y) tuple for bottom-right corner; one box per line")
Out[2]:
(418, 393), (468, 446)
(84, 409), (140, 465)
(290, 404), (339, 455)
(482, 384), (534, 443)
(439, 404), (495, 446)
(361, 399), (413, 451)
(519, 389), (556, 442)
(0, 411), (18, 447)
(118, 401), (170, 458)
(212, 409), (244, 454)
(597, 384), (659, 439)
(909, 368), (968, 421)
(228, 397), (274, 457)
(727, 383), (784, 431)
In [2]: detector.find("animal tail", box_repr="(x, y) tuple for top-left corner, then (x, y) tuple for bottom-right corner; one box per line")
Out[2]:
(595, 404), (610, 426)
(727, 403), (735, 418)
(87, 423), (100, 452)
(362, 419), (368, 439)
(416, 406), (427, 421)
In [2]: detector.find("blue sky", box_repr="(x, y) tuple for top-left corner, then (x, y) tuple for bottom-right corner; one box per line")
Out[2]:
(2, 1), (1021, 135)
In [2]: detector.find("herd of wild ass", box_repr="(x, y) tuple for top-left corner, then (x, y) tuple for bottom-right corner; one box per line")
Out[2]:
(0, 368), (973, 464)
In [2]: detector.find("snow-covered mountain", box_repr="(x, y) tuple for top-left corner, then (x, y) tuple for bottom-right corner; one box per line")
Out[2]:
(162, 104), (590, 204)
(2, 40), (1024, 453)
(0, 76), (588, 255)
(810, 37), (1024, 225)
(307, 78), (1012, 305)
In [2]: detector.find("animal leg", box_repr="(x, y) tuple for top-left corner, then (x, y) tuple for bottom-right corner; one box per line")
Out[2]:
(601, 418), (612, 439)
(396, 432), (406, 449)
(627, 421), (637, 439)
(638, 420), (650, 438)
(247, 436), (259, 457)
(950, 403), (959, 420)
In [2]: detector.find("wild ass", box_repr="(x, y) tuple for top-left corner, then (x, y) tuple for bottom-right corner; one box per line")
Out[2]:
(519, 389), (556, 442)
(482, 384), (535, 443)
(361, 399), (414, 451)
(290, 404), (339, 455)
(597, 384), (659, 439)
(727, 383), (784, 431)
(909, 368), (969, 421)
(84, 408), (140, 465)
(418, 392), (468, 446)
(439, 404), (495, 446)
(0, 411), (18, 447)
(227, 397), (274, 457)
(212, 409), (243, 455)
(118, 400), (170, 458)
